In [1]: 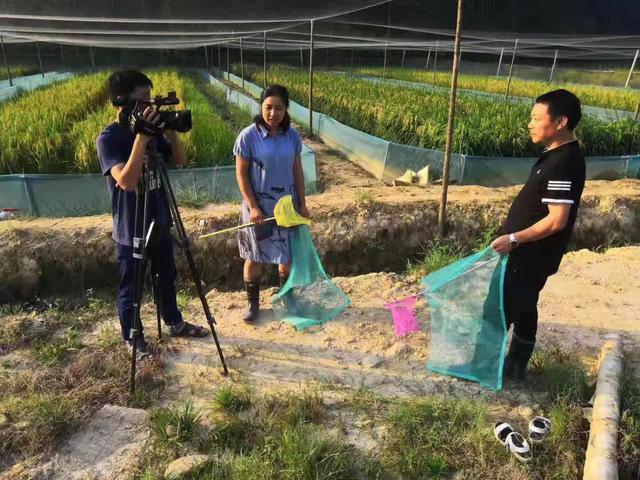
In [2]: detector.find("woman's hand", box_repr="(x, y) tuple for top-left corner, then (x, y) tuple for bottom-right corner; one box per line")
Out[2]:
(298, 204), (310, 219)
(250, 206), (265, 224)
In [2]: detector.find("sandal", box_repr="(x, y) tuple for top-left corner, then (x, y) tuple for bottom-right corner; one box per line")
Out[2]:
(494, 422), (515, 445)
(170, 321), (209, 338)
(505, 432), (533, 462)
(528, 416), (552, 443)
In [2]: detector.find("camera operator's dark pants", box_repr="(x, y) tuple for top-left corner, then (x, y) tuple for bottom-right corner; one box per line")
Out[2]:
(116, 232), (183, 342)
(503, 258), (548, 344)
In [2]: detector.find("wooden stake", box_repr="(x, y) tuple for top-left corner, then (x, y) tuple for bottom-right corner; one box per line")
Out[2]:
(437, 0), (464, 238)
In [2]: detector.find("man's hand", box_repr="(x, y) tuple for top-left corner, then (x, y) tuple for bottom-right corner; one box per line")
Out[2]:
(491, 234), (514, 254)
(250, 206), (265, 224)
(135, 106), (161, 139)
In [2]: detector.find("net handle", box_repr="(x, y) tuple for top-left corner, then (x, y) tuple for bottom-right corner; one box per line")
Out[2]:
(199, 216), (275, 239)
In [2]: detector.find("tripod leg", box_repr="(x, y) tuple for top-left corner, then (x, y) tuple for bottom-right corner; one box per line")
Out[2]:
(157, 162), (229, 376)
(129, 170), (152, 396)
(152, 273), (162, 339)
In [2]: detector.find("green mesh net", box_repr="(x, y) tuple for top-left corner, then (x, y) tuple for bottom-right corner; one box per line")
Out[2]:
(421, 247), (509, 391)
(271, 225), (350, 330)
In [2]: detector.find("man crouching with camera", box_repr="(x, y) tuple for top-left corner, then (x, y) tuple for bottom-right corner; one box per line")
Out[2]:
(96, 70), (209, 360)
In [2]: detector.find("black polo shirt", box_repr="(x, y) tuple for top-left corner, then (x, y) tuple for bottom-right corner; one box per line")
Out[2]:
(502, 140), (585, 277)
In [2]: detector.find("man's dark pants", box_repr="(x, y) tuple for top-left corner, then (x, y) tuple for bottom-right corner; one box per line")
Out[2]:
(503, 256), (549, 345)
(116, 231), (183, 342)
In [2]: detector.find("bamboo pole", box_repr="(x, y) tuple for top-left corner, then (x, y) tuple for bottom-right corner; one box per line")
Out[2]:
(383, 44), (388, 78)
(36, 41), (44, 77)
(625, 49), (638, 88)
(549, 49), (558, 82)
(263, 31), (268, 88)
(308, 20), (315, 135)
(583, 334), (624, 480)
(240, 37), (244, 90)
(0, 36), (12, 87)
(204, 46), (209, 71)
(634, 97), (640, 122)
(425, 48), (431, 70)
(433, 40), (439, 85)
(437, 0), (464, 238)
(300, 46), (304, 68)
(496, 47), (504, 76)
(505, 39), (519, 100)
(401, 48), (406, 67)
(226, 42), (230, 81)
(89, 46), (96, 69)
(59, 43), (66, 71)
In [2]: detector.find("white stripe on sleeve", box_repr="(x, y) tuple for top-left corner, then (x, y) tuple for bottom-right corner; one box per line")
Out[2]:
(542, 198), (574, 205)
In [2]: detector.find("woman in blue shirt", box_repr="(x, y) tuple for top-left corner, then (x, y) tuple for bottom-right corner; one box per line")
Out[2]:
(234, 84), (309, 323)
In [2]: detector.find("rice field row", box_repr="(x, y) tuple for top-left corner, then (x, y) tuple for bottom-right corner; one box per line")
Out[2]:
(354, 67), (640, 112)
(243, 65), (639, 157)
(0, 72), (109, 174)
(0, 71), (244, 174)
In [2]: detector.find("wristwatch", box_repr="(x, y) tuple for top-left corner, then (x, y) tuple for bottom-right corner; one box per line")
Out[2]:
(509, 233), (519, 249)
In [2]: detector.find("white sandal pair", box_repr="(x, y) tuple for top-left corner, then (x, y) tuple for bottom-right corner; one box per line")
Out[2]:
(494, 416), (552, 462)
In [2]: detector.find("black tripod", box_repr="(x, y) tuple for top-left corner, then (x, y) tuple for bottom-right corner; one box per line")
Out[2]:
(129, 139), (228, 395)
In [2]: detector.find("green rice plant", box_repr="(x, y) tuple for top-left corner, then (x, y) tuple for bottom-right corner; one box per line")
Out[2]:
(357, 66), (640, 111)
(0, 72), (109, 174)
(245, 65), (639, 158)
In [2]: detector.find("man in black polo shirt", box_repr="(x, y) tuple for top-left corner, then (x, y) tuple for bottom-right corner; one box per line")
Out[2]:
(491, 89), (585, 381)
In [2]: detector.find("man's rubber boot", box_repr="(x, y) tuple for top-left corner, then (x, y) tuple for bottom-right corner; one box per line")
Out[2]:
(504, 334), (536, 382)
(243, 281), (260, 323)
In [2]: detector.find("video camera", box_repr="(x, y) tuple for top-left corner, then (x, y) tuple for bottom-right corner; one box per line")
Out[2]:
(114, 91), (192, 137)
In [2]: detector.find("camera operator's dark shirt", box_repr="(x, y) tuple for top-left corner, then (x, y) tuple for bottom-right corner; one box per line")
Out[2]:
(96, 122), (173, 247)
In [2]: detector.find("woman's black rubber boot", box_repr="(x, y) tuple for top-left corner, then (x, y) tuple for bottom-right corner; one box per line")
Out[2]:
(243, 281), (260, 323)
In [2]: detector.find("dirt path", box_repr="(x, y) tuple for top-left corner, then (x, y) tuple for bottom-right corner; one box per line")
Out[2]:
(161, 246), (640, 408)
